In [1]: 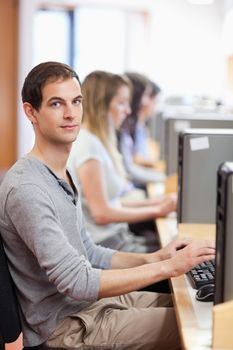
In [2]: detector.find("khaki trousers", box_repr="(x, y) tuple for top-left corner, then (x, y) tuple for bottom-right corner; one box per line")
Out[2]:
(46, 291), (181, 350)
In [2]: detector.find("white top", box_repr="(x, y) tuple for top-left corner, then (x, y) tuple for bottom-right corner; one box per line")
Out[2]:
(68, 128), (129, 243)
(134, 123), (151, 159)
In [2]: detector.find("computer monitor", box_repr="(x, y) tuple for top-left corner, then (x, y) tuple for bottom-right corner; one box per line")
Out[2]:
(177, 128), (233, 223)
(159, 112), (233, 175)
(214, 162), (233, 304)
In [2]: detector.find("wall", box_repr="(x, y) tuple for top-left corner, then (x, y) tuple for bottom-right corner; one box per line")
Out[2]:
(0, 0), (18, 171)
(222, 0), (233, 14)
(17, 0), (231, 156)
(145, 0), (223, 98)
(17, 0), (36, 158)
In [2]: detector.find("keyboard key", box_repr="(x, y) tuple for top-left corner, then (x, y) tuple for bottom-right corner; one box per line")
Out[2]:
(187, 260), (215, 289)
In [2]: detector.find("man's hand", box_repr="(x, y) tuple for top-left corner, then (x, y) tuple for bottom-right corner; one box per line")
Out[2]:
(146, 237), (192, 263)
(156, 237), (192, 261)
(165, 239), (215, 278)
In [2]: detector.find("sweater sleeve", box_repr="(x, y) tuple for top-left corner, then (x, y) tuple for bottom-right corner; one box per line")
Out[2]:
(80, 215), (116, 269)
(5, 184), (101, 302)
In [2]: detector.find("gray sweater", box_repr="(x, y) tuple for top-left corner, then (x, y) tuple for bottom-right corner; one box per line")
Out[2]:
(0, 156), (115, 346)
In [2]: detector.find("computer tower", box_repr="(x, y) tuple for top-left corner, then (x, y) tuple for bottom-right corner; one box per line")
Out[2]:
(160, 112), (233, 175)
(214, 162), (233, 304)
(177, 129), (233, 223)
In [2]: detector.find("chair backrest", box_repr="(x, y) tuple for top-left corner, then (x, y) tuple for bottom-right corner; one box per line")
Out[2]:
(0, 234), (22, 345)
(0, 234), (67, 350)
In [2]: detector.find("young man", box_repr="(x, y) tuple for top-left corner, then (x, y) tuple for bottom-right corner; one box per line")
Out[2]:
(0, 62), (215, 350)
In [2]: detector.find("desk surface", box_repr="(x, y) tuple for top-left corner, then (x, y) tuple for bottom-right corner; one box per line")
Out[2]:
(157, 219), (217, 350)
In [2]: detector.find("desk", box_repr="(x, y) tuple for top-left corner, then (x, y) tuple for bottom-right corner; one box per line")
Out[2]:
(157, 219), (219, 350)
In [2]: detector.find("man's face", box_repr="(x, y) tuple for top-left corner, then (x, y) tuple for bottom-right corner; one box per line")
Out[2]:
(28, 77), (83, 146)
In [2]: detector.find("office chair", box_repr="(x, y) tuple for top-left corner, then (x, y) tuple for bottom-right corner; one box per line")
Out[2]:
(0, 233), (78, 350)
(0, 234), (23, 350)
(0, 234), (70, 350)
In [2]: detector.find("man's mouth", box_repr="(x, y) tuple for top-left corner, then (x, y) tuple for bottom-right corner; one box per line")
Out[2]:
(61, 124), (78, 130)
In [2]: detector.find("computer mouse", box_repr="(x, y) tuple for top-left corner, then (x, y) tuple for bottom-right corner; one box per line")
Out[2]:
(195, 284), (215, 302)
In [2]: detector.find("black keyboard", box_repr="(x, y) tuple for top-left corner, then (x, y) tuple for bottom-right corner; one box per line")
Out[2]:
(186, 259), (215, 289)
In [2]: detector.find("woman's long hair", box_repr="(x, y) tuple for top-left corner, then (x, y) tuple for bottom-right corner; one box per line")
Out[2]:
(121, 72), (151, 140)
(82, 70), (131, 177)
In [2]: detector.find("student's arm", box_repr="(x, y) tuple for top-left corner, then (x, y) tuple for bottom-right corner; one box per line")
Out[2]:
(119, 132), (166, 185)
(7, 184), (215, 301)
(77, 159), (175, 225)
(6, 185), (102, 302)
(134, 153), (156, 168)
(98, 238), (215, 298)
(82, 218), (190, 269)
(121, 193), (177, 209)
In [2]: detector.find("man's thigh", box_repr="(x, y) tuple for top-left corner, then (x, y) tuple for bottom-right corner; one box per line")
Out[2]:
(117, 290), (173, 308)
(46, 292), (180, 350)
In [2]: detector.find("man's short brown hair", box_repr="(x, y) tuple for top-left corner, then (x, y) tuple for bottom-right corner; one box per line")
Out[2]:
(22, 61), (81, 110)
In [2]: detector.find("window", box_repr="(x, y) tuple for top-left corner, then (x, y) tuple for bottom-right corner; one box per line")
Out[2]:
(32, 5), (147, 79)
(33, 9), (71, 66)
(73, 6), (127, 80)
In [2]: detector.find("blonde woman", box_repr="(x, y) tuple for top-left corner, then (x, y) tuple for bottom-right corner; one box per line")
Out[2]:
(68, 71), (176, 253)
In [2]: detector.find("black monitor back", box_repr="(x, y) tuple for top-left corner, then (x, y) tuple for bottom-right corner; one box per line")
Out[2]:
(215, 162), (233, 304)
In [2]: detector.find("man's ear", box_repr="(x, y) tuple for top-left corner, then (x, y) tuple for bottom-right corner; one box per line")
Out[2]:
(23, 102), (38, 125)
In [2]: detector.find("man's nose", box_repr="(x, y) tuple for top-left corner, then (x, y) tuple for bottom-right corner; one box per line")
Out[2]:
(64, 104), (75, 118)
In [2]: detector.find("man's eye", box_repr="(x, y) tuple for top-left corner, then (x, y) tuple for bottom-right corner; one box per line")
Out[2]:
(51, 101), (61, 107)
(73, 99), (82, 106)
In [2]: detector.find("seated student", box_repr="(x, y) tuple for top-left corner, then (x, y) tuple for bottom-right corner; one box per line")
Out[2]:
(68, 70), (176, 252)
(0, 61), (215, 350)
(118, 72), (165, 188)
(134, 80), (161, 168)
